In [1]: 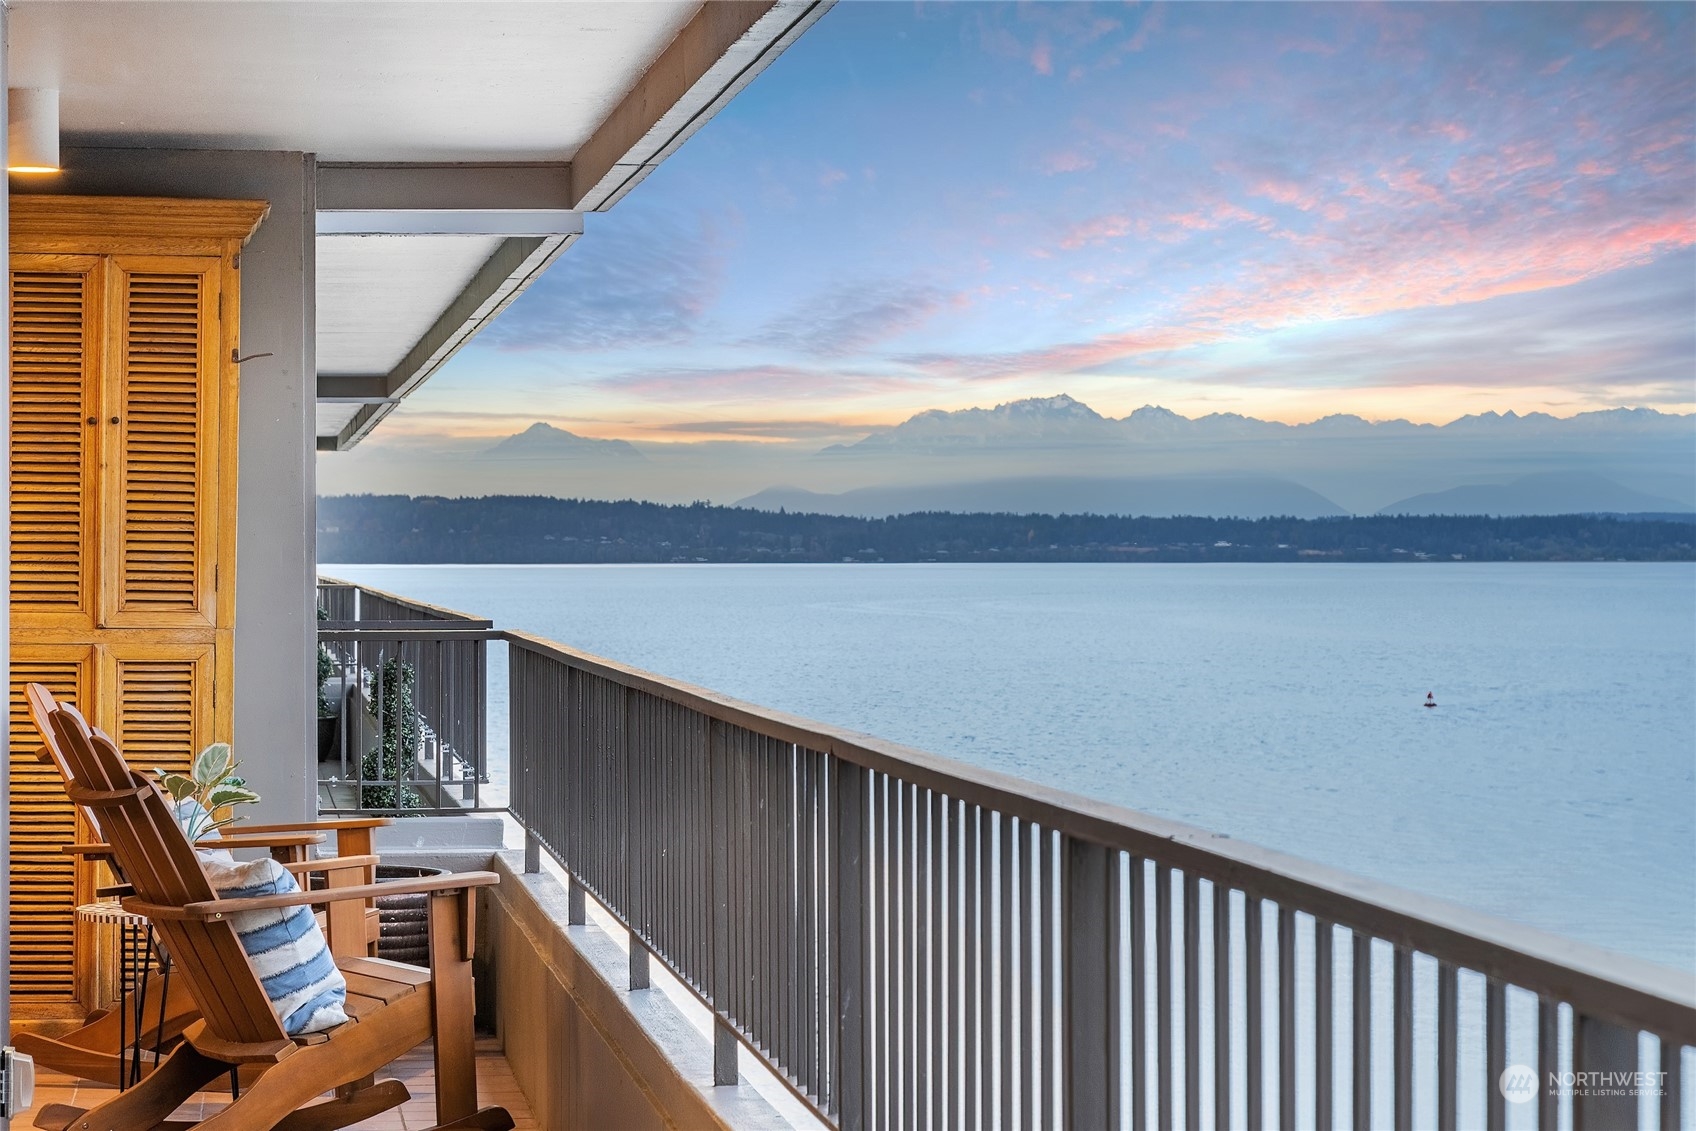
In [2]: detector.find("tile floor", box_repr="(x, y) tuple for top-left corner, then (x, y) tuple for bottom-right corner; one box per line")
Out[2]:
(18, 1038), (541, 1130)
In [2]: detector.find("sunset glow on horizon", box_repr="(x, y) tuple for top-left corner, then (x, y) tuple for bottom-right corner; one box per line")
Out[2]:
(346, 1), (1695, 450)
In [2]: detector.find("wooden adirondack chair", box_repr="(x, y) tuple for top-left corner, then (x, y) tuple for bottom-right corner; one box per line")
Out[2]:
(28, 684), (511, 1131)
(15, 683), (392, 1088)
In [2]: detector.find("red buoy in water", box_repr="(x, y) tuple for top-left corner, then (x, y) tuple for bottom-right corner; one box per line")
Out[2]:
(1424, 692), (1437, 708)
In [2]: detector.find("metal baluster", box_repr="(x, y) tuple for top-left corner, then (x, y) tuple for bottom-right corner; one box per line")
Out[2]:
(1393, 948), (1412, 1131)
(1316, 920), (1333, 1131)
(922, 786), (936, 1131)
(1279, 906), (1296, 1131)
(1185, 871), (1201, 1131)
(1437, 963), (1457, 1131)
(1537, 997), (1558, 1131)
(1041, 828), (1056, 1129)
(1486, 979), (1506, 1131)
(981, 805), (997, 1127)
(1157, 865), (1174, 1129)
(1214, 882), (1231, 1131)
(999, 814), (1016, 1130)
(1130, 858), (1146, 1131)
(1247, 896), (1263, 1130)
(1354, 932), (1371, 1131)
(965, 803), (980, 1131)
(1021, 822), (1035, 1131)
(932, 790), (946, 1131)
(950, 799), (965, 1131)
(1660, 1037), (1682, 1131)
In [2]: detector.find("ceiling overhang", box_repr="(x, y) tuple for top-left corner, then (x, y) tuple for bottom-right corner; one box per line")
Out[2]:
(8, 0), (834, 451)
(311, 0), (835, 451)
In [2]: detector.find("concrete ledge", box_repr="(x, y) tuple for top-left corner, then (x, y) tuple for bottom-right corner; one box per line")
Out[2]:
(484, 852), (788, 1130)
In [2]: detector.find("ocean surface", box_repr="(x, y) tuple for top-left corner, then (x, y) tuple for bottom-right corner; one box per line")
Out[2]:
(323, 562), (1696, 974)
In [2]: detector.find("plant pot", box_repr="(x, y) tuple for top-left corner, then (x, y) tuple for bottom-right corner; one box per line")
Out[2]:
(373, 865), (447, 966)
(317, 715), (340, 761)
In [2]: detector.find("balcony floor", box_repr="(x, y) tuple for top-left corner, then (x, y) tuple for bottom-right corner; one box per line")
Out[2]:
(19, 1038), (539, 1129)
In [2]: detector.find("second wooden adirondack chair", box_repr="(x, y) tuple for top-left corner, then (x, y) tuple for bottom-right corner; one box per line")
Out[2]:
(15, 683), (392, 1088)
(28, 684), (511, 1131)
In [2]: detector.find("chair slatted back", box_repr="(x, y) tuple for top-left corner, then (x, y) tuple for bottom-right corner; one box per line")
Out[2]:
(32, 685), (288, 1047)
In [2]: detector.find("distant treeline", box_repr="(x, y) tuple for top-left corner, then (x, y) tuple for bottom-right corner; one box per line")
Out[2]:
(317, 495), (1696, 564)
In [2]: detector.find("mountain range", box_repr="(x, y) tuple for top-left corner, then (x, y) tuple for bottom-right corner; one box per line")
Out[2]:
(821, 394), (1692, 453)
(319, 395), (1695, 517)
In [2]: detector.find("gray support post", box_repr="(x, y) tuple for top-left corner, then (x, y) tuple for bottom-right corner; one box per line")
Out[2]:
(523, 827), (541, 874)
(1064, 836), (1113, 1130)
(1573, 1013), (1638, 1131)
(715, 1019), (740, 1087)
(567, 875), (586, 925)
(628, 935), (650, 990)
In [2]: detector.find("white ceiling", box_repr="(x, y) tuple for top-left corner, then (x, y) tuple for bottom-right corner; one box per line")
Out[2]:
(9, 1), (699, 162)
(317, 235), (505, 375)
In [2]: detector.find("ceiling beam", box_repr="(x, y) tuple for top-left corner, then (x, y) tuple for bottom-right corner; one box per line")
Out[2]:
(316, 163), (581, 235)
(571, 0), (835, 211)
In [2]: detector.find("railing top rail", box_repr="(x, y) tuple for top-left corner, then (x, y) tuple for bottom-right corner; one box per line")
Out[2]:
(319, 621), (497, 635)
(503, 627), (1696, 1039)
(316, 574), (489, 623)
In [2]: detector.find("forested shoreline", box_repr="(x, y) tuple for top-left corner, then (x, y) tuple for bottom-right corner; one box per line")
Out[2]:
(317, 495), (1696, 564)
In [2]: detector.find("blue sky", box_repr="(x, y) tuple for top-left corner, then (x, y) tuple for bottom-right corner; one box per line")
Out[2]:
(360, 1), (1695, 447)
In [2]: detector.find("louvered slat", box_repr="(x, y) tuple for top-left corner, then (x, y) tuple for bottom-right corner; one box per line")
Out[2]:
(8, 654), (92, 1002)
(112, 649), (210, 783)
(10, 270), (92, 617)
(118, 272), (205, 614)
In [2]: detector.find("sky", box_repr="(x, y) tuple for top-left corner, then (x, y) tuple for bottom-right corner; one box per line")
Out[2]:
(331, 1), (1695, 459)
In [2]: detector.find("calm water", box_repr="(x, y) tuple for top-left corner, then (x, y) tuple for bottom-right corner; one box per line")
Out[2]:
(324, 562), (1696, 973)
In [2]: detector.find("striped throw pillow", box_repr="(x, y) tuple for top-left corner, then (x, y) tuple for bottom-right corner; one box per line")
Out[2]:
(201, 856), (350, 1035)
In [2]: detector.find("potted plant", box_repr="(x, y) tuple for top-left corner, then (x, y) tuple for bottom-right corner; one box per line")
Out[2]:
(156, 742), (260, 841)
(317, 607), (340, 760)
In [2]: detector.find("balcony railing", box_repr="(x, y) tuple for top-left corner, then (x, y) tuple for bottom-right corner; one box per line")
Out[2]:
(322, 578), (1696, 1129)
(315, 578), (496, 814)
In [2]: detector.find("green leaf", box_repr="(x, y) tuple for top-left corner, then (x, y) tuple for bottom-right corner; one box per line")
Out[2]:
(192, 743), (232, 787)
(158, 773), (198, 802)
(205, 783), (261, 809)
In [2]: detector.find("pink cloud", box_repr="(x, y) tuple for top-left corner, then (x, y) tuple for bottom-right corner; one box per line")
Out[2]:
(1059, 214), (1138, 249)
(1031, 38), (1053, 76)
(1446, 143), (1557, 194)
(1250, 177), (1322, 211)
(1041, 150), (1096, 175)
(1587, 7), (1655, 49)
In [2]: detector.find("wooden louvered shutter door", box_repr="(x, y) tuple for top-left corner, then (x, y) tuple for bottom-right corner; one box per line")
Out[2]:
(105, 643), (215, 785)
(101, 257), (223, 629)
(10, 257), (101, 631)
(9, 198), (261, 1027)
(7, 648), (96, 1016)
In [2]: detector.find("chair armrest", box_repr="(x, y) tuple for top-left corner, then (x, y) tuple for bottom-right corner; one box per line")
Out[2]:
(62, 843), (117, 858)
(124, 870), (499, 920)
(278, 854), (379, 877)
(208, 832), (327, 850)
(234, 818), (393, 834)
